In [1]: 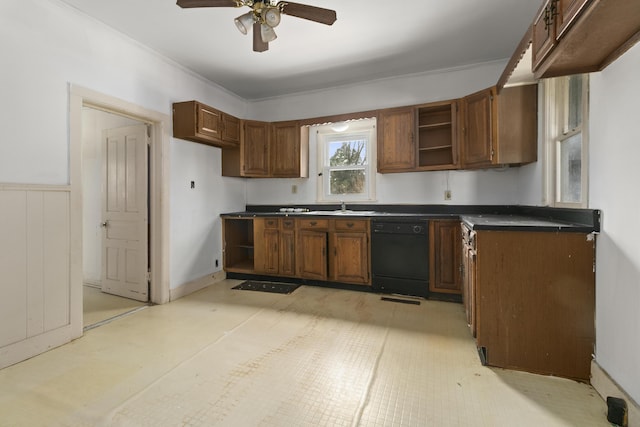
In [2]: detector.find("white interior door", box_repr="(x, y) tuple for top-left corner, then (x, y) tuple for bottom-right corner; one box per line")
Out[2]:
(101, 124), (149, 302)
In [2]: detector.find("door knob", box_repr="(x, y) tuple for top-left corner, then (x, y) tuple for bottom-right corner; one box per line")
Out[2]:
(100, 221), (109, 228)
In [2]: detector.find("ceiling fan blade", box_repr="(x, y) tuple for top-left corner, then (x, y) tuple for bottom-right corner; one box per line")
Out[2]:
(280, 2), (337, 25)
(176, 0), (238, 8)
(253, 22), (269, 52)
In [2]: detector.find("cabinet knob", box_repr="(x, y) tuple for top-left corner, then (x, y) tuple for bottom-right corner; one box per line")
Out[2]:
(310, 221), (317, 226)
(346, 222), (354, 228)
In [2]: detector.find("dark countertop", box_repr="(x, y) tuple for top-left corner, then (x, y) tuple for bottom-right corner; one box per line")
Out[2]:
(221, 205), (600, 233)
(459, 214), (595, 232)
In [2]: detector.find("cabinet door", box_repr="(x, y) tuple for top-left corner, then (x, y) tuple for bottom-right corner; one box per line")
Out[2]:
(241, 120), (270, 176)
(298, 230), (327, 280)
(555, 0), (591, 38)
(532, 0), (557, 69)
(221, 113), (240, 146)
(254, 219), (279, 274)
(271, 121), (301, 177)
(429, 220), (462, 294)
(196, 102), (222, 141)
(377, 107), (416, 172)
(279, 220), (296, 277)
(461, 87), (494, 168)
(462, 244), (477, 337)
(331, 231), (369, 284)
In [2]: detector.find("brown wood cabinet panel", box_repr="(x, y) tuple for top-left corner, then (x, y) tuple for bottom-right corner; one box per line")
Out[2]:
(429, 220), (462, 294)
(297, 218), (329, 230)
(461, 224), (476, 336)
(297, 230), (328, 280)
(239, 120), (270, 177)
(173, 101), (239, 148)
(533, 0), (640, 79)
(253, 218), (279, 274)
(333, 219), (368, 232)
(221, 113), (240, 145)
(461, 88), (494, 168)
(330, 231), (369, 284)
(474, 230), (595, 381)
(279, 228), (296, 276)
(377, 107), (416, 172)
(271, 121), (301, 177)
(461, 85), (537, 169)
(532, 1), (557, 69)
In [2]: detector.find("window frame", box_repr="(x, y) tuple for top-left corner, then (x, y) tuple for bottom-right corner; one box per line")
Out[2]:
(543, 74), (589, 208)
(314, 118), (377, 203)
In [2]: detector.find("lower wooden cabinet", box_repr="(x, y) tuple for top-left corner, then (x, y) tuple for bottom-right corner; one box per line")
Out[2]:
(468, 228), (595, 381)
(279, 219), (296, 276)
(296, 218), (370, 285)
(330, 220), (370, 284)
(429, 220), (462, 295)
(254, 217), (297, 277)
(254, 218), (280, 274)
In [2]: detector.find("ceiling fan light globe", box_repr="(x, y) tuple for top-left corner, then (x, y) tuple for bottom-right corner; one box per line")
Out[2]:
(234, 11), (254, 35)
(263, 7), (281, 27)
(260, 24), (277, 43)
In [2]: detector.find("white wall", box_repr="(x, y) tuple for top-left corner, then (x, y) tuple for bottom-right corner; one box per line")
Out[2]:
(0, 0), (247, 290)
(246, 62), (521, 206)
(589, 43), (640, 404)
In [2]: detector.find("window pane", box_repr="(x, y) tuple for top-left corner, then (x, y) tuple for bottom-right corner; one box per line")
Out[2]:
(558, 133), (582, 203)
(329, 169), (366, 195)
(566, 75), (583, 132)
(329, 139), (367, 167)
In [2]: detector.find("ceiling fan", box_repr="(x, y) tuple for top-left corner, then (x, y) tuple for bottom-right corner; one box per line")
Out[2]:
(176, 0), (337, 52)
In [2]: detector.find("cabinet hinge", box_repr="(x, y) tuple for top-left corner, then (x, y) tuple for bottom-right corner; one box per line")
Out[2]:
(146, 269), (151, 282)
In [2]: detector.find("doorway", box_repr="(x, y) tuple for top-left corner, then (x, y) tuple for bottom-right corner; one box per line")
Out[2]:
(70, 85), (171, 336)
(81, 109), (150, 327)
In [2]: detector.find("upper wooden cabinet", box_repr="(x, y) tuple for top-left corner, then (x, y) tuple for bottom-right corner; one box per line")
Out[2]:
(271, 121), (304, 177)
(416, 101), (459, 171)
(222, 120), (308, 178)
(172, 101), (240, 148)
(241, 120), (271, 177)
(532, 0), (640, 79)
(460, 85), (537, 169)
(378, 102), (460, 173)
(377, 107), (416, 172)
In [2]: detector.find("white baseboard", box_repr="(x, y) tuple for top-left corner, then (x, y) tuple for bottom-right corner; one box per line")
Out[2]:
(169, 271), (226, 301)
(591, 360), (640, 427)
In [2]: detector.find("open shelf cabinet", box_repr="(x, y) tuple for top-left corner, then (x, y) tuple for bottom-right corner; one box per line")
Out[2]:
(223, 218), (255, 273)
(416, 101), (458, 170)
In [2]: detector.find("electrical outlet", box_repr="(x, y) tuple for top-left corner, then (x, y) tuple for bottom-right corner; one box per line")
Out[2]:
(291, 184), (298, 194)
(444, 190), (452, 200)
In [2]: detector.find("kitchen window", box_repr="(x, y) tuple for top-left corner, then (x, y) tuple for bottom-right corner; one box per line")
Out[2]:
(315, 118), (376, 202)
(544, 74), (589, 207)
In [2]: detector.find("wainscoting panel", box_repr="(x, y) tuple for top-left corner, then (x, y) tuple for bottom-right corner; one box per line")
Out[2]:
(0, 186), (72, 369)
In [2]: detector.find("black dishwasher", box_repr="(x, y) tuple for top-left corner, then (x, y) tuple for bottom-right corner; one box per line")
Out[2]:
(371, 220), (429, 298)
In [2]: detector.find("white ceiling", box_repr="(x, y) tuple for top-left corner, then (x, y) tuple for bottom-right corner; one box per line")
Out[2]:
(58, 0), (542, 100)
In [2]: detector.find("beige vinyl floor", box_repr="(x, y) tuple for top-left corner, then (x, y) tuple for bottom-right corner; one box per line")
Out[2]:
(83, 285), (148, 329)
(0, 280), (609, 427)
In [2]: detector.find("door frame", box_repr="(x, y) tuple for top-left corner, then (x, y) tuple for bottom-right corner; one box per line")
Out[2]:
(69, 85), (170, 336)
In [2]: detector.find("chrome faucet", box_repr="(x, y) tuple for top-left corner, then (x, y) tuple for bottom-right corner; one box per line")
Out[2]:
(340, 200), (346, 211)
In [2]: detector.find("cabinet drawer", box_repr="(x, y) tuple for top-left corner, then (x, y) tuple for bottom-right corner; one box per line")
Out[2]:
(282, 219), (295, 230)
(264, 218), (279, 229)
(333, 219), (368, 232)
(297, 218), (329, 230)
